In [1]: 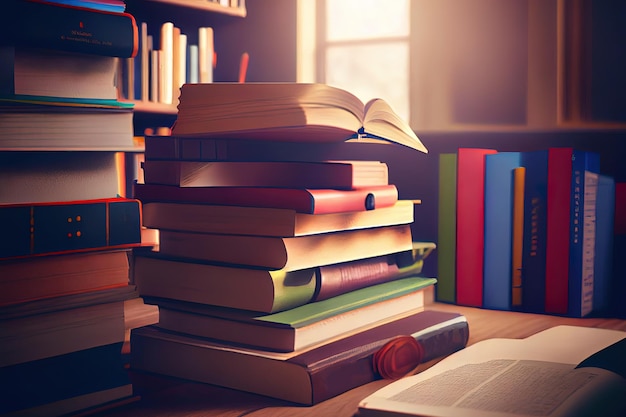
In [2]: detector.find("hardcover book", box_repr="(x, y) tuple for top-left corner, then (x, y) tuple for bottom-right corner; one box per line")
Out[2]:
(141, 159), (389, 189)
(0, 197), (142, 260)
(455, 148), (497, 307)
(133, 183), (399, 214)
(141, 200), (414, 237)
(133, 242), (434, 313)
(157, 224), (413, 270)
(2, 0), (138, 58)
(130, 309), (469, 405)
(151, 276), (436, 352)
(436, 153), (457, 304)
(170, 82), (428, 154)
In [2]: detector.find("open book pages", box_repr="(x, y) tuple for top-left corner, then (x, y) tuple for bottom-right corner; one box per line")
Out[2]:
(171, 83), (427, 153)
(358, 325), (626, 417)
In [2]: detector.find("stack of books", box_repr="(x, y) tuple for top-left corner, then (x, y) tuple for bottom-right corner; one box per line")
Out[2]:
(129, 82), (470, 405)
(0, 1), (156, 416)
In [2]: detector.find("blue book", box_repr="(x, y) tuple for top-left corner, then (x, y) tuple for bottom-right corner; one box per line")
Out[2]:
(593, 174), (615, 315)
(520, 150), (549, 314)
(483, 152), (522, 310)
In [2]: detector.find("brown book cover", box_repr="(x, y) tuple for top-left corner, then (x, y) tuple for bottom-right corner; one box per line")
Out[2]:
(130, 309), (469, 405)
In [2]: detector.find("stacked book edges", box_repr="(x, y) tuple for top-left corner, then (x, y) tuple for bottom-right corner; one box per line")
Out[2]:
(129, 82), (466, 404)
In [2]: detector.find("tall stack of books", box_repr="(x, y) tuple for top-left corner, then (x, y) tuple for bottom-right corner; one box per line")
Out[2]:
(0, 1), (155, 416)
(130, 82), (470, 405)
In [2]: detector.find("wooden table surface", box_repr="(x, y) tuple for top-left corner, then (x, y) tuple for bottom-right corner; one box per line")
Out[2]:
(91, 302), (626, 417)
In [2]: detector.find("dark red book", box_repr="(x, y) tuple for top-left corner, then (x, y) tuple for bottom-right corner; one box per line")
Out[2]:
(130, 309), (469, 405)
(133, 183), (399, 214)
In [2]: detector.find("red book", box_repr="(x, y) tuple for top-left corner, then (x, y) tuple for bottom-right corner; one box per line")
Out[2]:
(132, 183), (398, 214)
(455, 148), (497, 307)
(545, 148), (573, 314)
(130, 309), (469, 405)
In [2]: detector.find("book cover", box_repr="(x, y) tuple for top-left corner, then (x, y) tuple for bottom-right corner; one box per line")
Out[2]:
(455, 148), (498, 307)
(593, 175), (615, 316)
(152, 276), (435, 352)
(2, 0), (138, 58)
(0, 46), (118, 100)
(130, 309), (469, 405)
(0, 152), (122, 204)
(511, 166), (526, 310)
(133, 246), (429, 313)
(141, 200), (414, 237)
(157, 224), (413, 270)
(0, 342), (132, 416)
(133, 183), (399, 214)
(0, 248), (130, 307)
(436, 153), (457, 304)
(483, 152), (521, 311)
(170, 83), (427, 153)
(0, 197), (142, 260)
(521, 150), (549, 314)
(141, 160), (389, 189)
(567, 151), (600, 318)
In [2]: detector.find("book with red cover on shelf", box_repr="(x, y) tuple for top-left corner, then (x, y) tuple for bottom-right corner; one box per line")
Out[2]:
(455, 148), (497, 307)
(133, 182), (400, 214)
(130, 309), (469, 405)
(141, 159), (389, 189)
(156, 224), (413, 270)
(149, 276), (436, 352)
(2, 0), (138, 58)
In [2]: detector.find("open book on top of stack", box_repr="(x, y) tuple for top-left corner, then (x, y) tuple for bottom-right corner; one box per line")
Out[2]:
(130, 82), (467, 405)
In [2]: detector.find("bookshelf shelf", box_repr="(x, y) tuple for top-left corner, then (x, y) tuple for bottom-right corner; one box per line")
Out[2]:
(139, 0), (246, 17)
(130, 100), (178, 115)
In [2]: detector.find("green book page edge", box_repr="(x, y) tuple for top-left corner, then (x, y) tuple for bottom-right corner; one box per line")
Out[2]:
(257, 276), (437, 328)
(437, 153), (457, 303)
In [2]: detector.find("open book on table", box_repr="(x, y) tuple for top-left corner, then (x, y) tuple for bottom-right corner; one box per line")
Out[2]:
(170, 82), (427, 153)
(357, 325), (626, 417)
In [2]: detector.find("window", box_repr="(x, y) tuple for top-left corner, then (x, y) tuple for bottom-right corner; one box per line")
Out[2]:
(299, 0), (411, 122)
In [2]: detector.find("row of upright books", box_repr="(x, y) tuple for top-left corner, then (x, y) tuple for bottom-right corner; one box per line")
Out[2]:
(437, 147), (625, 318)
(1, 1), (157, 416)
(128, 82), (471, 405)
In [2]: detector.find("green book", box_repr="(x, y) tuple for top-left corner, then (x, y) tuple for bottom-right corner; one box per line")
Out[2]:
(153, 276), (437, 352)
(437, 153), (457, 303)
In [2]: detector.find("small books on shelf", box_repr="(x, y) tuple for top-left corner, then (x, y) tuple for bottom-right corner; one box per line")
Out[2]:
(357, 325), (626, 417)
(170, 82), (428, 153)
(131, 309), (469, 405)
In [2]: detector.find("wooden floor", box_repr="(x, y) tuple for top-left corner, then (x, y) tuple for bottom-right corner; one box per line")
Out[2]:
(88, 301), (626, 417)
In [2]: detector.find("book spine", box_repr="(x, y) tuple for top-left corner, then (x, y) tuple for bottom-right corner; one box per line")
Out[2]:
(437, 153), (457, 304)
(2, 0), (138, 58)
(511, 166), (526, 310)
(0, 198), (142, 260)
(593, 175), (615, 315)
(545, 148), (573, 315)
(483, 152), (521, 311)
(310, 319), (470, 404)
(455, 148), (497, 307)
(568, 151), (600, 317)
(521, 150), (549, 314)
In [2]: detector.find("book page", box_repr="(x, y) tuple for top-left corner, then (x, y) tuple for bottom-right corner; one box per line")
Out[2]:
(360, 359), (626, 417)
